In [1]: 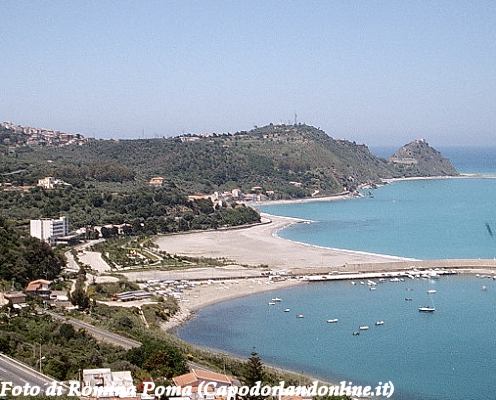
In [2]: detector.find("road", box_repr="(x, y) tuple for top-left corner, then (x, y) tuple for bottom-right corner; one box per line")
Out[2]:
(0, 353), (56, 387)
(46, 311), (141, 350)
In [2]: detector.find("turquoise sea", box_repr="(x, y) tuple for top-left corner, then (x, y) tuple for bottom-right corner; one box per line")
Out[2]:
(178, 147), (496, 400)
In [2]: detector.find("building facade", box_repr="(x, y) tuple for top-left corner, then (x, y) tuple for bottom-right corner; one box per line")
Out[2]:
(30, 216), (69, 242)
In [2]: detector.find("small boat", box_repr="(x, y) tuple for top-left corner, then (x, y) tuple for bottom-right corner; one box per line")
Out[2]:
(375, 320), (385, 326)
(427, 289), (437, 294)
(418, 307), (436, 313)
(272, 297), (282, 302)
(359, 325), (369, 330)
(482, 285), (487, 291)
(268, 302), (276, 305)
(405, 297), (413, 301)
(284, 308), (291, 312)
(369, 287), (376, 291)
(297, 314), (304, 318)
(351, 281), (356, 285)
(352, 331), (360, 336)
(327, 319), (339, 323)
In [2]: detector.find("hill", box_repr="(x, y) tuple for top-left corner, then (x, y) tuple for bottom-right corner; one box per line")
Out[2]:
(1, 124), (458, 199)
(389, 139), (458, 177)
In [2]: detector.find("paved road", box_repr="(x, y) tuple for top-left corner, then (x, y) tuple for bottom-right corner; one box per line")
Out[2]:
(46, 311), (141, 350)
(0, 353), (56, 387)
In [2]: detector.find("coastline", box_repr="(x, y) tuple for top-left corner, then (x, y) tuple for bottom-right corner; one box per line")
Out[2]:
(162, 278), (302, 331)
(249, 173), (496, 208)
(154, 175), (496, 333)
(266, 212), (417, 262)
(252, 191), (353, 206)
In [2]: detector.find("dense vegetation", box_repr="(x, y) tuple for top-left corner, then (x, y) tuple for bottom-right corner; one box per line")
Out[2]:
(0, 217), (65, 285)
(0, 184), (260, 229)
(0, 313), (130, 380)
(0, 311), (186, 381)
(1, 124), (458, 199)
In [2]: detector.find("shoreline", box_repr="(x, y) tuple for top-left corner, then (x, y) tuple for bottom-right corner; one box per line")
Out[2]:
(266, 212), (417, 262)
(249, 173), (496, 207)
(162, 278), (303, 331)
(252, 192), (353, 206)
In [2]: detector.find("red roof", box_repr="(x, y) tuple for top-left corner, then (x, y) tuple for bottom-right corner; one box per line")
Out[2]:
(172, 369), (233, 387)
(25, 279), (51, 292)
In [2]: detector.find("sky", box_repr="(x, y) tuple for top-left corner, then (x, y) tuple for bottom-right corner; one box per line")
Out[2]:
(0, 1), (495, 146)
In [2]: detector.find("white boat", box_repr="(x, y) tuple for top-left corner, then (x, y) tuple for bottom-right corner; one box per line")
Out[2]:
(297, 314), (304, 318)
(427, 289), (437, 294)
(352, 331), (360, 336)
(369, 287), (376, 291)
(482, 285), (487, 291)
(327, 319), (339, 323)
(284, 308), (291, 312)
(272, 297), (282, 302)
(351, 281), (356, 285)
(359, 325), (369, 330)
(375, 320), (385, 326)
(268, 302), (276, 305)
(418, 307), (436, 313)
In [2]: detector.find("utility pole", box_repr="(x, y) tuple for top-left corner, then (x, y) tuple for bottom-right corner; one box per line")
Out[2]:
(39, 342), (42, 372)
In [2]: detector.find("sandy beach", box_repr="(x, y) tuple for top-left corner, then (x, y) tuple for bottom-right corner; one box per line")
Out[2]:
(154, 213), (408, 272)
(150, 212), (411, 330)
(252, 192), (353, 206)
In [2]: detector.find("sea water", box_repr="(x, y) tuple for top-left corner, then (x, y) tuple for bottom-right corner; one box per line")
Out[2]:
(178, 276), (496, 400)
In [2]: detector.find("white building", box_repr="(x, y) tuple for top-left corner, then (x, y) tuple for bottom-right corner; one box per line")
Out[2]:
(81, 368), (135, 398)
(30, 217), (69, 242)
(37, 176), (70, 189)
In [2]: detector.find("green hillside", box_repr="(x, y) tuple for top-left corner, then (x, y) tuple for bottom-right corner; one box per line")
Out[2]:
(1, 124), (458, 199)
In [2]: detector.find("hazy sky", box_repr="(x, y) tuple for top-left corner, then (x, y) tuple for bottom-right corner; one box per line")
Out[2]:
(1, 1), (495, 146)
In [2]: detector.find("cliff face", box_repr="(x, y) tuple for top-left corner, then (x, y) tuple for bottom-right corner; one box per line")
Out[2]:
(389, 139), (458, 177)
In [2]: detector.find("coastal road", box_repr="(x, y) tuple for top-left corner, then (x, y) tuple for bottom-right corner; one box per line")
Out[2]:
(45, 311), (141, 350)
(0, 353), (57, 387)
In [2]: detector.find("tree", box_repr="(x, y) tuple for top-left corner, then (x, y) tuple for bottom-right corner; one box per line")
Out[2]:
(58, 323), (77, 341)
(126, 339), (188, 378)
(242, 352), (267, 400)
(71, 276), (90, 310)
